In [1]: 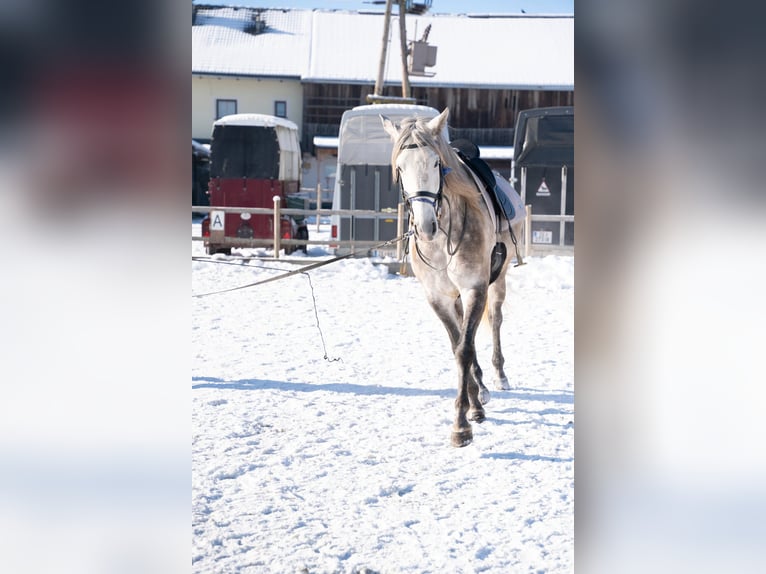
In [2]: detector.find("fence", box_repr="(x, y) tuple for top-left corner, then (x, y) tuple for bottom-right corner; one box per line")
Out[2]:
(191, 199), (573, 259)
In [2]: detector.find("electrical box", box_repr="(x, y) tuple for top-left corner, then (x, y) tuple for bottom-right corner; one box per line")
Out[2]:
(409, 41), (437, 75)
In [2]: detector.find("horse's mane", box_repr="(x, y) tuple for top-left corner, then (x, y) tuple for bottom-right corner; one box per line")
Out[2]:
(391, 117), (483, 213)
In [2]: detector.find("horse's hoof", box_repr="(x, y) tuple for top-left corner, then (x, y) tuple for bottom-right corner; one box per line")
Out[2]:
(451, 428), (473, 448)
(478, 387), (491, 405)
(468, 408), (486, 423)
(494, 377), (511, 391)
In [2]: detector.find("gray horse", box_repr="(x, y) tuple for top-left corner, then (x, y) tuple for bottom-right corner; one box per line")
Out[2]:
(382, 108), (522, 447)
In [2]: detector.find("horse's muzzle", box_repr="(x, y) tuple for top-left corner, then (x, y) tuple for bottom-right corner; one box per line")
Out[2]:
(414, 220), (438, 241)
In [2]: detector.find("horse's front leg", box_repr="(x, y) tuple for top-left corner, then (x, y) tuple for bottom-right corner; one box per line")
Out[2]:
(451, 295), (490, 406)
(451, 287), (487, 447)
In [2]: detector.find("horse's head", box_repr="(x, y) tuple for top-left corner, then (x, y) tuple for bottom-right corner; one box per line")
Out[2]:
(381, 108), (450, 242)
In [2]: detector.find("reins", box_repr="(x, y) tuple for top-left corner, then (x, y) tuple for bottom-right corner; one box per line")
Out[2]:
(411, 192), (469, 272)
(192, 231), (413, 298)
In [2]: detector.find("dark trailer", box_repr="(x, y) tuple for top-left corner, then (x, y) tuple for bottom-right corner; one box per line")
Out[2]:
(201, 114), (306, 255)
(512, 106), (574, 248)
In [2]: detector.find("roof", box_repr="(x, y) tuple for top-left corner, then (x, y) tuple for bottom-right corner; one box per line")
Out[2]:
(192, 6), (573, 90)
(214, 113), (299, 131)
(193, 7), (311, 78)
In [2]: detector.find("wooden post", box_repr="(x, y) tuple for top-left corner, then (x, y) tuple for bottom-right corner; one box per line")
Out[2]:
(397, 202), (408, 276)
(524, 204), (532, 259)
(316, 183), (322, 233)
(273, 195), (281, 259)
(397, 0), (411, 99)
(520, 166), (527, 206)
(372, 0), (394, 98)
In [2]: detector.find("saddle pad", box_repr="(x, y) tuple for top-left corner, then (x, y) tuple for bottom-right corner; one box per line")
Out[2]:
(492, 171), (526, 228)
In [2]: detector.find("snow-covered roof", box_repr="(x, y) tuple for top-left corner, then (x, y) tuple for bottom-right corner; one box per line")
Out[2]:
(307, 11), (573, 89)
(192, 7), (312, 78)
(214, 113), (299, 131)
(192, 7), (574, 90)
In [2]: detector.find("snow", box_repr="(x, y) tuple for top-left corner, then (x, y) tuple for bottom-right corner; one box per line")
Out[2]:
(192, 219), (573, 573)
(192, 7), (574, 90)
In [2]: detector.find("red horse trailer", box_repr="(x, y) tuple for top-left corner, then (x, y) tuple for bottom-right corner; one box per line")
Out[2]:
(202, 114), (307, 255)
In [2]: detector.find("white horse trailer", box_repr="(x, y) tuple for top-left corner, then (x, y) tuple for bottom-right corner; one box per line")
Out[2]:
(330, 104), (448, 255)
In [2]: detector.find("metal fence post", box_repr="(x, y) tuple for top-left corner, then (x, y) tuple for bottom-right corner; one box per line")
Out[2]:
(560, 165), (568, 246)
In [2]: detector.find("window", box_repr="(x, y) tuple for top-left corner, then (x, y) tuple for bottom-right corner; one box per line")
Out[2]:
(216, 99), (237, 120)
(274, 100), (287, 118)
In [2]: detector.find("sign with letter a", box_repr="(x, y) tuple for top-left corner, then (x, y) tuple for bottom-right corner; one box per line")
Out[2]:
(210, 210), (225, 231)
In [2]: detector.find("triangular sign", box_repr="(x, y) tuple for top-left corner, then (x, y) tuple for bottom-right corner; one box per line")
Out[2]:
(536, 179), (550, 197)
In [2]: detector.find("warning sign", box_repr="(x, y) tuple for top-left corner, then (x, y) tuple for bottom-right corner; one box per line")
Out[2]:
(210, 210), (225, 231)
(532, 230), (553, 244)
(536, 179), (550, 197)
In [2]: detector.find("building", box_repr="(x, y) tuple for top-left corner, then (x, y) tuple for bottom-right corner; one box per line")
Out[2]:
(192, 4), (573, 191)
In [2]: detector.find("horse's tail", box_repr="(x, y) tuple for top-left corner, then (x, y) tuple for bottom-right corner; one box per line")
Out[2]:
(480, 294), (491, 329)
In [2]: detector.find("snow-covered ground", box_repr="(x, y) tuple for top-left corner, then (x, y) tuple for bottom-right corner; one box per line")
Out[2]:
(192, 219), (574, 573)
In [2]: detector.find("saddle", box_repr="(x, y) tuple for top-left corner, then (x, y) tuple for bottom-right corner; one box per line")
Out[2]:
(451, 139), (518, 224)
(451, 139), (526, 281)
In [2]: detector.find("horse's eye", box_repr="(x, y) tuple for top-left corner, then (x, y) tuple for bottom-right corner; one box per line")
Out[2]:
(434, 160), (439, 168)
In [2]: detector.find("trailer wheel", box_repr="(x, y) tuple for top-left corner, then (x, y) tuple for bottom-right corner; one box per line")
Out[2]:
(296, 226), (309, 253)
(206, 245), (231, 256)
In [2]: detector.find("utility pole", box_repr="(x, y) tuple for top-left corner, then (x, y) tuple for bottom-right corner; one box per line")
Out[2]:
(371, 0), (393, 99)
(397, 0), (411, 99)
(367, 0), (415, 104)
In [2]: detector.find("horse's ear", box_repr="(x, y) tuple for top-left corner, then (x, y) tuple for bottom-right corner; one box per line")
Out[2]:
(380, 115), (400, 140)
(426, 108), (450, 135)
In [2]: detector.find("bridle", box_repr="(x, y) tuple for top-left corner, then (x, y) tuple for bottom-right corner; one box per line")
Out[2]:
(395, 142), (450, 216)
(396, 140), (467, 269)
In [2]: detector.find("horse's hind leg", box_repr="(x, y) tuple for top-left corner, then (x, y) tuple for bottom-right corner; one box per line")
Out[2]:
(488, 271), (511, 390)
(470, 359), (491, 405)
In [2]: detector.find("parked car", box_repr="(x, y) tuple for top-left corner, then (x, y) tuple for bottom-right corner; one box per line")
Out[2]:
(192, 139), (211, 215)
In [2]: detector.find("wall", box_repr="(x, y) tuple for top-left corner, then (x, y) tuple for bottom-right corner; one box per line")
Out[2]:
(301, 82), (574, 148)
(192, 76), (304, 142)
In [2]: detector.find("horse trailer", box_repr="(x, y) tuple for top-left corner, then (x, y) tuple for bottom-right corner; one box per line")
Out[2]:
(201, 114), (308, 255)
(512, 106), (574, 248)
(330, 104), (448, 255)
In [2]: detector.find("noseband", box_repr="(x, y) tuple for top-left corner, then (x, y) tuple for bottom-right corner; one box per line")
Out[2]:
(396, 142), (450, 214)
